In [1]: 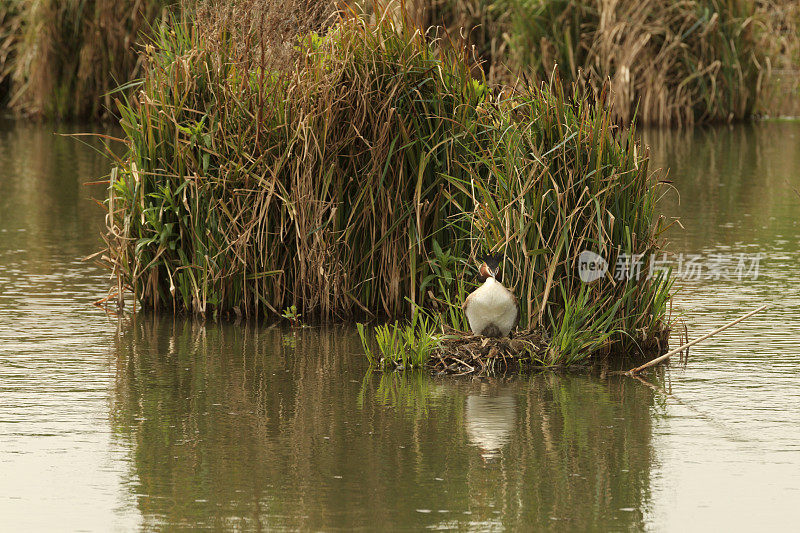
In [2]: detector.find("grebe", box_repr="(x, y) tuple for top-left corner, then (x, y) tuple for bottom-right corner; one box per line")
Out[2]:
(462, 255), (518, 337)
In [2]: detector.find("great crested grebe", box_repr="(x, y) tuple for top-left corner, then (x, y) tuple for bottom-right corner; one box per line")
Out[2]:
(462, 255), (518, 337)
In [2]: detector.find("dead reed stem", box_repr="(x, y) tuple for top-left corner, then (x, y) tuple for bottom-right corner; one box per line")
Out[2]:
(1, 0), (173, 120)
(627, 304), (768, 374)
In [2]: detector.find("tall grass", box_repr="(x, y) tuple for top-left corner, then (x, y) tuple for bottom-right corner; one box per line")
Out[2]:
(1, 0), (172, 120)
(757, 0), (800, 116)
(538, 0), (766, 125)
(3, 0), (793, 122)
(413, 0), (774, 126)
(0, 0), (21, 107)
(405, 0), (511, 82)
(104, 5), (671, 363)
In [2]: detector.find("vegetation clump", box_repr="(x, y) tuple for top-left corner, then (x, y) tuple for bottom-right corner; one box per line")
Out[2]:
(357, 320), (553, 374)
(358, 316), (441, 371)
(103, 3), (675, 365)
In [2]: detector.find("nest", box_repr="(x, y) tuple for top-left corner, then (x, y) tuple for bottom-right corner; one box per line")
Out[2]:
(429, 327), (550, 375)
(426, 325), (674, 376)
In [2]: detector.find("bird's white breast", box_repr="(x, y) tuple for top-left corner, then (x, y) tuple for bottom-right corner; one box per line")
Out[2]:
(465, 278), (518, 337)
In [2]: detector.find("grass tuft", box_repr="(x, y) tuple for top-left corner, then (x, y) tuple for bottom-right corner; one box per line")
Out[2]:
(358, 315), (441, 370)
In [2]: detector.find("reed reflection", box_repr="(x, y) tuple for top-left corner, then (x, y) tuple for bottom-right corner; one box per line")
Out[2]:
(646, 122), (800, 250)
(0, 120), (114, 257)
(112, 316), (661, 530)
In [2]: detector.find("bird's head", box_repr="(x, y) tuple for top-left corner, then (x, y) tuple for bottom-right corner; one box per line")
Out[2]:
(477, 253), (503, 282)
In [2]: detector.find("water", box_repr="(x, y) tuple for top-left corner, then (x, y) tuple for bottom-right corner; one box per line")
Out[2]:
(645, 123), (800, 529)
(1, 120), (799, 530)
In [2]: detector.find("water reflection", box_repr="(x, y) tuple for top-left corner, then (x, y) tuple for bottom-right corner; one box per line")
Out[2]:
(465, 389), (515, 461)
(113, 316), (661, 530)
(0, 121), (137, 530)
(0, 120), (112, 255)
(646, 122), (800, 250)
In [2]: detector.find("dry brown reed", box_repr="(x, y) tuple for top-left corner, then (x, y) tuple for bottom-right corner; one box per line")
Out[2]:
(412, 0), (777, 126)
(533, 0), (767, 126)
(756, 0), (800, 116)
(0, 1), (21, 106)
(405, 0), (511, 82)
(195, 0), (338, 71)
(2, 0), (172, 120)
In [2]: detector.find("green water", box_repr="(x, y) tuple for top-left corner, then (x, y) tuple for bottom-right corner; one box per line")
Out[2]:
(1, 121), (799, 530)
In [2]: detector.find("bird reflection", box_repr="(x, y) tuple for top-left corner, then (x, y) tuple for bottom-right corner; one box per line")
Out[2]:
(465, 390), (517, 461)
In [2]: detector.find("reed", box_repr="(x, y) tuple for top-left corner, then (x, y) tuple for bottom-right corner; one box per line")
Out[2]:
(757, 0), (800, 116)
(104, 4), (671, 364)
(1, 0), (171, 120)
(4, 1), (793, 122)
(0, 0), (21, 107)
(413, 0), (774, 126)
(405, 0), (511, 82)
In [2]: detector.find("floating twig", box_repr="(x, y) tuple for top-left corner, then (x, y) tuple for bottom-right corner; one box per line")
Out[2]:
(627, 304), (767, 375)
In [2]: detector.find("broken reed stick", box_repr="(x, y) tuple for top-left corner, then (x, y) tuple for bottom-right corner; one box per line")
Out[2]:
(627, 304), (768, 375)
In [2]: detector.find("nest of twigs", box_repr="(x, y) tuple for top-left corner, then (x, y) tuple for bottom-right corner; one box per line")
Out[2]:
(430, 327), (550, 375)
